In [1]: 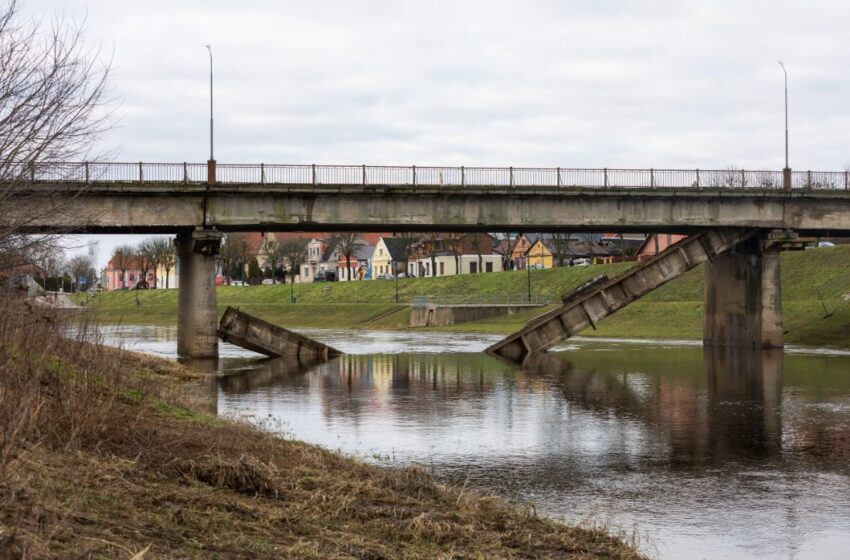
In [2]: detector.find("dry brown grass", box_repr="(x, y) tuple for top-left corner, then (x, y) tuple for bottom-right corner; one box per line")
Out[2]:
(0, 296), (647, 559)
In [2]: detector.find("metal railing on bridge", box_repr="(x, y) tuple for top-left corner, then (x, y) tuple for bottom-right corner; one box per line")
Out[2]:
(10, 162), (850, 190)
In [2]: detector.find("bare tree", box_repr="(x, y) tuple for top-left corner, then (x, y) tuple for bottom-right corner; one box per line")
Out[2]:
(494, 233), (521, 271)
(151, 237), (175, 288)
(421, 232), (443, 277)
(0, 1), (113, 270)
(280, 238), (309, 284)
(332, 233), (361, 281)
(396, 232), (420, 276)
(221, 233), (250, 281)
(111, 244), (134, 289)
(137, 238), (159, 287)
(261, 236), (284, 284)
(549, 233), (573, 267)
(66, 253), (94, 291)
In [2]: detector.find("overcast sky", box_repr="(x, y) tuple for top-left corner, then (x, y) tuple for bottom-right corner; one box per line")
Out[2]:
(32, 0), (850, 266)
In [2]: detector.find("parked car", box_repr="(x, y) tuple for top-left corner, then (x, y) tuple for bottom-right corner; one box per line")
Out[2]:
(805, 241), (836, 250)
(230, 280), (248, 286)
(313, 271), (337, 282)
(572, 258), (592, 267)
(262, 278), (274, 285)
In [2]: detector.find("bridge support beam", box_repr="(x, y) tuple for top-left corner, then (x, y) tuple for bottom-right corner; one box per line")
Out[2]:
(703, 237), (783, 349)
(177, 230), (223, 358)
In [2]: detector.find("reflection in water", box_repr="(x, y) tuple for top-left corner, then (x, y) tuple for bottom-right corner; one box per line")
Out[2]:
(102, 325), (850, 560)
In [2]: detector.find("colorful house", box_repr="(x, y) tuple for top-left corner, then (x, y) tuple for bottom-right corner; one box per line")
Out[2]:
(371, 237), (408, 278)
(103, 256), (155, 291)
(636, 234), (688, 261)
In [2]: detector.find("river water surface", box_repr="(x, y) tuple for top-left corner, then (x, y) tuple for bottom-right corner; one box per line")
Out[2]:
(106, 325), (850, 560)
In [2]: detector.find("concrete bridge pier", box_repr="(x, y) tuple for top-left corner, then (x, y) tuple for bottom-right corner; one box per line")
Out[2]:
(176, 230), (223, 358)
(703, 236), (783, 349)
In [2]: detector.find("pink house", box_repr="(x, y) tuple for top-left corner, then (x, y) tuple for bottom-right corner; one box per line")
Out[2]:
(636, 234), (688, 261)
(103, 256), (155, 290)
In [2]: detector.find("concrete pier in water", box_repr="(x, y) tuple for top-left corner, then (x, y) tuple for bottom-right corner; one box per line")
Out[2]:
(703, 239), (784, 349)
(176, 230), (223, 358)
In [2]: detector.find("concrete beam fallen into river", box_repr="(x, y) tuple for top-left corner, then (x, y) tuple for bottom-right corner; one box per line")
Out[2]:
(218, 306), (343, 361)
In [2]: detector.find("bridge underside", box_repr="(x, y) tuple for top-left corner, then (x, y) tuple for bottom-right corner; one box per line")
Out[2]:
(5, 183), (850, 234)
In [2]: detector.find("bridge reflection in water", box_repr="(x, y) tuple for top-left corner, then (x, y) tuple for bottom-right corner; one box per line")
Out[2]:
(210, 346), (849, 469)
(206, 343), (850, 558)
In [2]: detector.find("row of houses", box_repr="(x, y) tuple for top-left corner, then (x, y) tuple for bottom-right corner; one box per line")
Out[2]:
(99, 232), (654, 290)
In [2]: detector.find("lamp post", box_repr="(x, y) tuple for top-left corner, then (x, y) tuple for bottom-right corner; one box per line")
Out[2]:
(393, 260), (399, 303)
(205, 45), (216, 185)
(778, 61), (790, 190)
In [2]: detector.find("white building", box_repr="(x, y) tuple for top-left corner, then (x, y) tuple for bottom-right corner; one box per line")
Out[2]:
(410, 254), (502, 277)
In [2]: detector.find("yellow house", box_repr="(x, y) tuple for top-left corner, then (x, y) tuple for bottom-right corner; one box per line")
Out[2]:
(371, 237), (408, 278)
(526, 238), (554, 269)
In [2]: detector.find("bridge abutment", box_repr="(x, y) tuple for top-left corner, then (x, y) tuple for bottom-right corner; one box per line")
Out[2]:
(176, 230), (223, 358)
(703, 237), (783, 349)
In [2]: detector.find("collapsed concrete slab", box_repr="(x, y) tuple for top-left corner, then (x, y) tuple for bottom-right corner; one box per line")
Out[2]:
(486, 228), (765, 363)
(218, 306), (343, 361)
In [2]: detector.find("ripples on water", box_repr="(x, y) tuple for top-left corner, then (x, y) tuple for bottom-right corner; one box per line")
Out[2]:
(104, 325), (850, 560)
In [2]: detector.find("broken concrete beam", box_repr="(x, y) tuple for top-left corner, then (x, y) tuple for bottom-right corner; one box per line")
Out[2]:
(218, 306), (342, 360)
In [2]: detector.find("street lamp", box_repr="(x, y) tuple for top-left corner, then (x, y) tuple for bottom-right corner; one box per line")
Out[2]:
(205, 45), (214, 161)
(393, 260), (399, 303)
(778, 61), (790, 189)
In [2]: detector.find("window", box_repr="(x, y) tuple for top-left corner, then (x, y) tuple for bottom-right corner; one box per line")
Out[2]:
(470, 262), (477, 274)
(485, 262), (493, 272)
(439, 262), (444, 275)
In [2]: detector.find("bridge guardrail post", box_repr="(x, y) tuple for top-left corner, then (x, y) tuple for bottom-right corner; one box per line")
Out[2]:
(807, 170), (812, 190)
(260, 163), (265, 185)
(509, 166), (514, 187)
(604, 167), (608, 188)
(412, 165), (416, 187)
(696, 168), (700, 188)
(650, 168), (654, 188)
(362, 164), (366, 185)
(139, 161), (144, 183)
(845, 170), (848, 191)
(741, 169), (746, 188)
(461, 165), (465, 187)
(312, 164), (316, 185)
(556, 167), (561, 187)
(30, 164), (35, 183)
(783, 168), (792, 191)
(183, 162), (188, 184)
(84, 161), (89, 184)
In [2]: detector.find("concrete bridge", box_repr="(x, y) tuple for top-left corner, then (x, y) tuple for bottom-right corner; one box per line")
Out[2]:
(5, 161), (850, 358)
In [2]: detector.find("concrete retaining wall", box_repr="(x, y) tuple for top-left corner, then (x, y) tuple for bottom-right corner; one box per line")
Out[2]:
(410, 304), (541, 327)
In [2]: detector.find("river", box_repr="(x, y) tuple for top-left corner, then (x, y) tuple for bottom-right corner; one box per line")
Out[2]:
(103, 325), (850, 560)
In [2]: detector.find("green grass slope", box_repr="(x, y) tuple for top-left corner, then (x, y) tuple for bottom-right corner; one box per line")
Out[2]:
(77, 246), (850, 348)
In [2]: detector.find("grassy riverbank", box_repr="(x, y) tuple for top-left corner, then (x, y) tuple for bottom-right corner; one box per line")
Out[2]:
(77, 245), (850, 348)
(0, 298), (644, 559)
